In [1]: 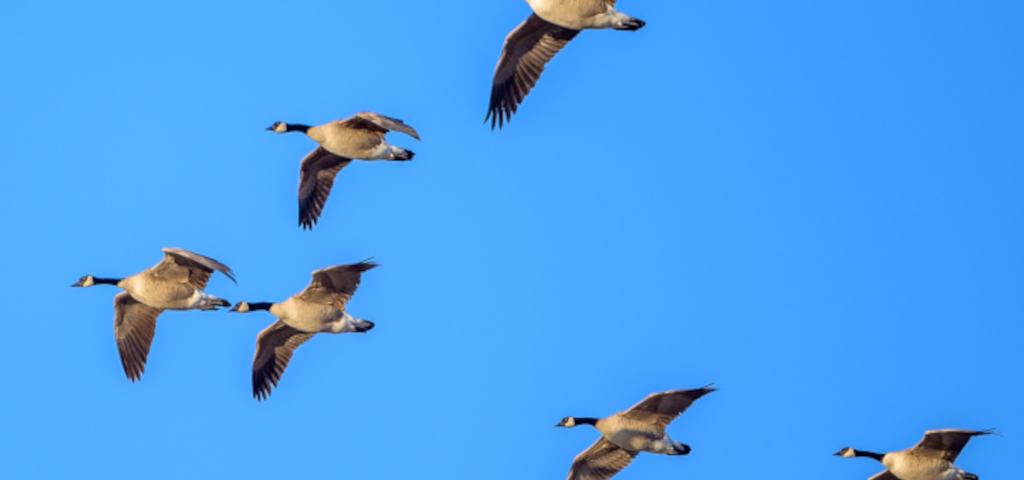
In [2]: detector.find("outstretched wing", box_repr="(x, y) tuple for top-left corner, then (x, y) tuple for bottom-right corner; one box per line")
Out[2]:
(566, 437), (637, 480)
(113, 292), (164, 382)
(338, 112), (420, 140)
(298, 146), (353, 230)
(252, 320), (316, 401)
(151, 247), (236, 289)
(620, 385), (717, 429)
(486, 14), (580, 129)
(912, 429), (996, 462)
(297, 260), (379, 311)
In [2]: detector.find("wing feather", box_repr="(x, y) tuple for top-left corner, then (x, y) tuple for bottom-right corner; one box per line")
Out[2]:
(621, 386), (717, 429)
(298, 146), (352, 230)
(912, 429), (996, 462)
(338, 112), (420, 140)
(566, 438), (637, 480)
(152, 248), (236, 288)
(252, 320), (316, 401)
(297, 260), (378, 311)
(113, 292), (163, 382)
(486, 14), (580, 129)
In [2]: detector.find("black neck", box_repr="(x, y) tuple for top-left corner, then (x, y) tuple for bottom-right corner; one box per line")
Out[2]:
(287, 124), (310, 134)
(248, 302), (274, 311)
(94, 278), (121, 285)
(575, 418), (599, 426)
(856, 450), (886, 462)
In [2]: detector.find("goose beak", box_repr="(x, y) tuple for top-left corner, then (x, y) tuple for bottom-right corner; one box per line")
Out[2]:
(265, 126), (274, 131)
(228, 305), (240, 312)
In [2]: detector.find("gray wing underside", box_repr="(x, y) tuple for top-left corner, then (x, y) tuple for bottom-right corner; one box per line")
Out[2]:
(252, 320), (316, 401)
(297, 146), (353, 230)
(486, 14), (580, 129)
(567, 437), (637, 480)
(113, 292), (164, 382)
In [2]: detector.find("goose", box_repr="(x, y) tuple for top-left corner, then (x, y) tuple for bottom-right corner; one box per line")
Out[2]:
(835, 429), (998, 480)
(267, 112), (421, 230)
(71, 248), (236, 381)
(556, 386), (715, 480)
(486, 0), (646, 129)
(228, 260), (378, 400)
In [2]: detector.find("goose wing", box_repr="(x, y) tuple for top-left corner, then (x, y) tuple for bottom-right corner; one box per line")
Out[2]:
(867, 471), (899, 480)
(298, 146), (353, 230)
(338, 112), (420, 140)
(113, 292), (164, 382)
(567, 437), (637, 480)
(911, 429), (996, 462)
(486, 14), (580, 129)
(252, 320), (316, 401)
(150, 248), (236, 289)
(297, 260), (378, 311)
(621, 386), (717, 429)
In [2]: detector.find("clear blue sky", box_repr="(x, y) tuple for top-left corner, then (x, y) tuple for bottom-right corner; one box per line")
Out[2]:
(1, 1), (1021, 479)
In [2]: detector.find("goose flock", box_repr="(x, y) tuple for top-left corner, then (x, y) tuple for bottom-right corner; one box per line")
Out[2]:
(70, 2), (1000, 480)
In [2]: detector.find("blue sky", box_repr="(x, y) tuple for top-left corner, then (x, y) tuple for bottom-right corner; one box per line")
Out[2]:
(1, 1), (1021, 478)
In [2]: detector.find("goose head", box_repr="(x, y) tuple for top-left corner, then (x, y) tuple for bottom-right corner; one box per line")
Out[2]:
(556, 417), (578, 428)
(834, 447), (857, 458)
(266, 122), (289, 133)
(71, 275), (96, 287)
(228, 301), (252, 313)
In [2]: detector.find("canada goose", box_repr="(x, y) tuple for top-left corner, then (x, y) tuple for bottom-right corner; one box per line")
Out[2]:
(267, 112), (421, 230)
(71, 248), (236, 381)
(835, 429), (998, 480)
(556, 386), (715, 480)
(228, 260), (378, 400)
(486, 0), (646, 129)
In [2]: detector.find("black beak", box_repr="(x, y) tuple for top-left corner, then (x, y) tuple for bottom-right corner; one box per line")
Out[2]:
(265, 126), (274, 131)
(70, 283), (81, 287)
(228, 305), (239, 312)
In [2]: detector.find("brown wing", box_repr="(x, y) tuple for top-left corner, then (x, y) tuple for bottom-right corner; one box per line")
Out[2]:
(621, 386), (717, 429)
(867, 471), (900, 480)
(486, 14), (580, 129)
(252, 320), (316, 401)
(297, 260), (379, 311)
(297, 146), (353, 230)
(338, 112), (420, 140)
(113, 292), (164, 382)
(911, 429), (996, 462)
(567, 437), (637, 480)
(150, 248), (236, 289)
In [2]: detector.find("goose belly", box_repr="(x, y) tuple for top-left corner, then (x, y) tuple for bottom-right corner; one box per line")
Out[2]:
(118, 276), (195, 310)
(598, 417), (665, 452)
(526, 0), (609, 30)
(885, 455), (961, 480)
(271, 299), (341, 333)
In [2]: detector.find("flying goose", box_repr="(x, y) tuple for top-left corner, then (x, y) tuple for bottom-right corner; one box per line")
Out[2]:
(556, 386), (715, 480)
(228, 260), (378, 400)
(72, 248), (236, 381)
(486, 0), (646, 129)
(835, 429), (998, 480)
(267, 112), (421, 230)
